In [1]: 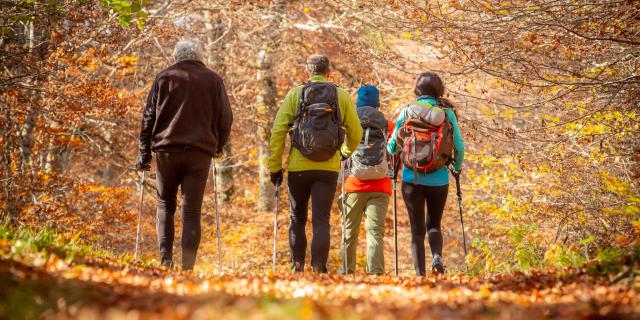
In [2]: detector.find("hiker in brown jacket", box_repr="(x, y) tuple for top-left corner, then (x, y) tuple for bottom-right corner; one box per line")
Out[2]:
(135, 39), (233, 270)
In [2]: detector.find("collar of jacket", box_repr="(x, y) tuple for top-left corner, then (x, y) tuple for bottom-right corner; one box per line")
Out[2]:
(308, 75), (329, 83)
(417, 95), (437, 104)
(175, 59), (205, 67)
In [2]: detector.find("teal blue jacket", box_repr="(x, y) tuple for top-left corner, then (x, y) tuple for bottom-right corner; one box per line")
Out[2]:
(387, 96), (465, 186)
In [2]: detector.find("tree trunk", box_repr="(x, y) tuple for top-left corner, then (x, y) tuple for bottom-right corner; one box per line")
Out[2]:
(256, 48), (277, 211)
(18, 21), (37, 176)
(44, 121), (67, 174)
(101, 128), (115, 183)
(18, 109), (36, 175)
(216, 143), (234, 203)
(0, 103), (16, 223)
(204, 10), (235, 204)
(256, 0), (287, 211)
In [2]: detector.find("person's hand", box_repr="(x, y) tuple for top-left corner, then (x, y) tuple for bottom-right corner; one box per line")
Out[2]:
(270, 169), (284, 187)
(450, 167), (462, 179)
(135, 153), (151, 171)
(392, 154), (402, 179)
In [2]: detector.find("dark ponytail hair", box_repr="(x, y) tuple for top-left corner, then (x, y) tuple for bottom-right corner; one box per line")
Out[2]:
(437, 97), (458, 118)
(414, 72), (445, 98)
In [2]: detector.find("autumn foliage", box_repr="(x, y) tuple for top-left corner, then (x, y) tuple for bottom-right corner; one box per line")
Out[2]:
(0, 0), (638, 319)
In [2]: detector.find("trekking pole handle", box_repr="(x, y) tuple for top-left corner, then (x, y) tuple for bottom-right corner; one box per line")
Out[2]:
(449, 167), (462, 198)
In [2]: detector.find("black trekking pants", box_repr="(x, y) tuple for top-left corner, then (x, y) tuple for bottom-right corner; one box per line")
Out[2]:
(156, 150), (211, 270)
(287, 170), (339, 273)
(401, 182), (449, 276)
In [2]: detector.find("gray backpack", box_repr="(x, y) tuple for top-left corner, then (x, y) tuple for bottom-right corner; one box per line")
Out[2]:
(397, 102), (454, 183)
(348, 106), (389, 180)
(290, 82), (345, 161)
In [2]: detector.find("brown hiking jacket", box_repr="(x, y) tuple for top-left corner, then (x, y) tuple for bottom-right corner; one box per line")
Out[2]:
(138, 60), (233, 158)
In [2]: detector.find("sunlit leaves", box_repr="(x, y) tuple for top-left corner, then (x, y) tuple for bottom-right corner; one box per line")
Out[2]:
(99, 0), (148, 29)
(1, 225), (638, 319)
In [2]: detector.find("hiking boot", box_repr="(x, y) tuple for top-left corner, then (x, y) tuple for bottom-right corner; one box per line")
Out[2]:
(161, 257), (174, 268)
(291, 261), (304, 273)
(432, 255), (445, 274)
(312, 266), (328, 274)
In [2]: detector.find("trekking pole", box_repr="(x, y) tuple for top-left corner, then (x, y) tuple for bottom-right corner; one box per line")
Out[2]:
(391, 155), (398, 276)
(135, 171), (146, 260)
(341, 160), (348, 275)
(212, 162), (223, 273)
(272, 181), (281, 272)
(452, 170), (468, 272)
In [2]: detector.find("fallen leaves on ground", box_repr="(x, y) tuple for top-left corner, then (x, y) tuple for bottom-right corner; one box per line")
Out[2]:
(1, 240), (638, 319)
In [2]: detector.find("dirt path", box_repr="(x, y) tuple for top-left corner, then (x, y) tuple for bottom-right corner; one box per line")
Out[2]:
(1, 250), (637, 320)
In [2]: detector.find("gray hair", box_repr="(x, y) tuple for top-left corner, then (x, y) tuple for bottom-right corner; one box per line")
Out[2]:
(306, 54), (330, 75)
(173, 39), (203, 62)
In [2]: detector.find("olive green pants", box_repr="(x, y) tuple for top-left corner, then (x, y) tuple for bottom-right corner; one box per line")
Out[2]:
(339, 192), (389, 275)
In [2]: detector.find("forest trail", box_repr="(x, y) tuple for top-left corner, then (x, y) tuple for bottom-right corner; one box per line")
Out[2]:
(1, 237), (637, 320)
(2, 0), (639, 319)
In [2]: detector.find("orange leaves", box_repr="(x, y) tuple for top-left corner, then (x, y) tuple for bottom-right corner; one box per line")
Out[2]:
(118, 55), (139, 76)
(524, 33), (538, 43)
(2, 219), (639, 319)
(3, 244), (639, 320)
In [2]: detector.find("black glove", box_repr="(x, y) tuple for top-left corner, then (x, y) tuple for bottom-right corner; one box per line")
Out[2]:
(135, 153), (151, 171)
(270, 169), (283, 187)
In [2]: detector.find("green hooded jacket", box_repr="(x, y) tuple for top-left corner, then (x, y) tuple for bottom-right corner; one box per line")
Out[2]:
(269, 75), (363, 173)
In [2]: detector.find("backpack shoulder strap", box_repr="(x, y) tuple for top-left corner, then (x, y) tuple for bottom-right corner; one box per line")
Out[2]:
(332, 83), (341, 121)
(295, 82), (312, 118)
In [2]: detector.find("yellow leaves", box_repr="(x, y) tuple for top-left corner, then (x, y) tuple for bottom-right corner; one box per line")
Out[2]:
(421, 15), (428, 24)
(498, 108), (517, 121)
(535, 164), (551, 175)
(544, 244), (561, 263)
(303, 7), (310, 13)
(601, 172), (629, 196)
(565, 122), (606, 136)
(543, 114), (561, 124)
(624, 205), (639, 216)
(633, 221), (640, 235)
(489, 78), (503, 89)
(465, 82), (476, 93)
(399, 31), (412, 39)
(497, 9), (509, 15)
(120, 55), (138, 67)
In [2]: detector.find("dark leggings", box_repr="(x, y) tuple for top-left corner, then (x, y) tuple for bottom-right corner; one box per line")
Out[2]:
(156, 150), (211, 270)
(287, 170), (339, 272)
(401, 182), (449, 276)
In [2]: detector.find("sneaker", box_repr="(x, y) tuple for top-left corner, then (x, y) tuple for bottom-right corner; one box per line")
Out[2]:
(432, 255), (445, 274)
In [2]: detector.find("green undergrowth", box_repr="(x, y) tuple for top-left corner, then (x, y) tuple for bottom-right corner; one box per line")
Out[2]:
(466, 223), (639, 278)
(0, 220), (155, 268)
